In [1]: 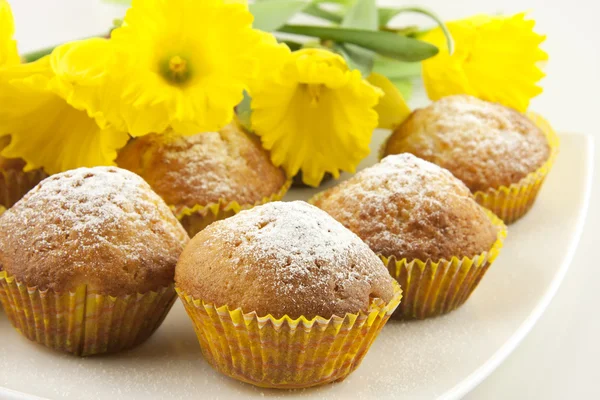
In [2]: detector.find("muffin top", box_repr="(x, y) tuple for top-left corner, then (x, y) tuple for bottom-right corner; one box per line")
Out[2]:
(383, 95), (550, 192)
(312, 154), (498, 262)
(117, 122), (287, 209)
(175, 201), (395, 319)
(0, 167), (189, 296)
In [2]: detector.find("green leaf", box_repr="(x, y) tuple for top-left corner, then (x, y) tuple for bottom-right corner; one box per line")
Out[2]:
(249, 0), (310, 32)
(390, 78), (413, 100)
(302, 4), (344, 23)
(371, 55), (418, 99)
(277, 25), (438, 61)
(235, 91), (253, 132)
(335, 44), (374, 77)
(281, 40), (303, 51)
(378, 6), (454, 54)
(393, 26), (421, 37)
(372, 56), (421, 79)
(378, 8), (398, 26)
(313, 0), (355, 5)
(341, 0), (377, 30)
(339, 0), (377, 76)
(22, 47), (55, 63)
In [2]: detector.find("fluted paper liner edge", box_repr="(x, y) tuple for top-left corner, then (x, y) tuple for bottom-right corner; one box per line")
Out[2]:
(0, 271), (177, 356)
(176, 280), (402, 389)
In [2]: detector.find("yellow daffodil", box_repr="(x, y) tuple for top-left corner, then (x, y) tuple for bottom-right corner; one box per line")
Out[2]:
(422, 13), (548, 112)
(367, 72), (411, 130)
(250, 48), (382, 187)
(50, 38), (125, 131)
(0, 0), (19, 67)
(75, 0), (283, 137)
(0, 57), (129, 174)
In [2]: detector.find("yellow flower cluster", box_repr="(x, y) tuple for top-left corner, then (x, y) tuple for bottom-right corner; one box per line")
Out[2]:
(422, 13), (547, 112)
(0, 0), (549, 185)
(0, 0), (284, 174)
(250, 48), (383, 187)
(0, 0), (123, 175)
(0, 57), (129, 174)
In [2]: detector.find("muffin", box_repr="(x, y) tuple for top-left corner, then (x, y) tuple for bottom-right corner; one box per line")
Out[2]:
(381, 95), (559, 223)
(0, 135), (47, 214)
(311, 154), (506, 319)
(175, 201), (402, 388)
(117, 121), (291, 237)
(0, 167), (189, 356)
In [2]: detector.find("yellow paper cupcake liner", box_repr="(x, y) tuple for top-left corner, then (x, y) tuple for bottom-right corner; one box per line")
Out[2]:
(472, 112), (559, 224)
(380, 210), (507, 320)
(173, 179), (292, 237)
(0, 271), (177, 356)
(176, 281), (402, 389)
(0, 168), (47, 215)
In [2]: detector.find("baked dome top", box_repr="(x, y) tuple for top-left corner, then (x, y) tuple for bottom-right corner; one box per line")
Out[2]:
(175, 201), (395, 319)
(0, 167), (189, 295)
(312, 154), (498, 262)
(117, 122), (287, 209)
(383, 95), (550, 192)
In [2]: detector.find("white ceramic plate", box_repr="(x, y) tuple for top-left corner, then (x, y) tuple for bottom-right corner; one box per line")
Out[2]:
(0, 132), (593, 400)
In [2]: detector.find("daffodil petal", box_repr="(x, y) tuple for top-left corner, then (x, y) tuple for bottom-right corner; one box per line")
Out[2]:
(107, 0), (282, 136)
(247, 31), (291, 95)
(223, 0), (247, 6)
(367, 72), (411, 130)
(0, 0), (20, 67)
(50, 39), (128, 131)
(422, 12), (547, 112)
(251, 48), (381, 187)
(0, 59), (129, 174)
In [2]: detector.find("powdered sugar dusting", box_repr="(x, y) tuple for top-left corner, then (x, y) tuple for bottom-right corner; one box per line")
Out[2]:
(160, 132), (240, 200)
(208, 201), (383, 297)
(416, 95), (542, 160)
(313, 153), (496, 261)
(0, 166), (189, 293)
(117, 124), (286, 208)
(387, 95), (549, 191)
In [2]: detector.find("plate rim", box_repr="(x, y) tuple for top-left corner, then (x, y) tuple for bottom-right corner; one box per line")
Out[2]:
(0, 133), (594, 400)
(440, 133), (595, 400)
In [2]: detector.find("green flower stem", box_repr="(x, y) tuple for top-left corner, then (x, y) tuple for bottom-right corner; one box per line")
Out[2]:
(21, 46), (56, 63)
(278, 24), (438, 62)
(281, 40), (303, 51)
(379, 6), (454, 55)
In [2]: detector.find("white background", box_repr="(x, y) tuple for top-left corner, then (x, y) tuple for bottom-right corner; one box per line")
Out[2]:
(9, 0), (600, 398)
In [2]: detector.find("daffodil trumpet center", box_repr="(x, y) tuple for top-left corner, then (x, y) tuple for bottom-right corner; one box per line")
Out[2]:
(160, 55), (192, 85)
(303, 83), (325, 107)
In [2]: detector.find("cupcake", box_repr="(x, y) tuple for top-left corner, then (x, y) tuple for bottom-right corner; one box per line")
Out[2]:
(117, 121), (291, 237)
(0, 167), (189, 356)
(175, 201), (402, 388)
(0, 136), (47, 215)
(381, 95), (559, 223)
(311, 154), (506, 319)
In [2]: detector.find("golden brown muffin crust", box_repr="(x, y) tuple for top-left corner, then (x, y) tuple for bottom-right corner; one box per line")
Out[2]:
(175, 201), (395, 319)
(116, 122), (287, 209)
(383, 95), (550, 192)
(312, 154), (498, 261)
(0, 167), (189, 296)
